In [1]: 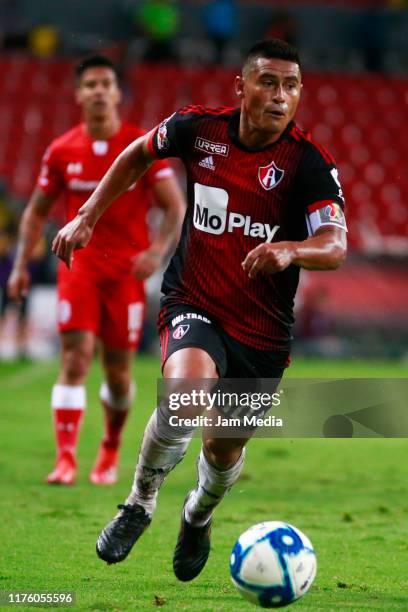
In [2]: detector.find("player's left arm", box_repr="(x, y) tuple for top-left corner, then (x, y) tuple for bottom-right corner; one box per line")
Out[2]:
(242, 226), (347, 279)
(243, 143), (347, 279)
(132, 174), (186, 280)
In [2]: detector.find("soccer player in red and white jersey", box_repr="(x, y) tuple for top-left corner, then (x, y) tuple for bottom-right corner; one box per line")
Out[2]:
(8, 55), (185, 486)
(52, 41), (347, 578)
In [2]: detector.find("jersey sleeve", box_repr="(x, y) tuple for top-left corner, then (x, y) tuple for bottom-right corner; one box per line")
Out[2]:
(296, 143), (347, 235)
(143, 158), (175, 186)
(146, 108), (196, 160)
(36, 144), (64, 198)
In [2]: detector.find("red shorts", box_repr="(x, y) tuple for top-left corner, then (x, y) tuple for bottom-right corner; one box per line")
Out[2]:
(57, 263), (145, 350)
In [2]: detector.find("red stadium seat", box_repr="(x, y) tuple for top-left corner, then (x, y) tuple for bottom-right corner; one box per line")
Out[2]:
(0, 56), (407, 252)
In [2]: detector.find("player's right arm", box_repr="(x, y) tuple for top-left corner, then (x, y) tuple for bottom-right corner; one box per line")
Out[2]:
(7, 188), (55, 302)
(52, 134), (155, 268)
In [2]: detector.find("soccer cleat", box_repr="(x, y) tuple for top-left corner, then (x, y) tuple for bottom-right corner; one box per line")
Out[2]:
(89, 446), (119, 485)
(46, 453), (77, 485)
(173, 496), (212, 582)
(96, 504), (151, 564)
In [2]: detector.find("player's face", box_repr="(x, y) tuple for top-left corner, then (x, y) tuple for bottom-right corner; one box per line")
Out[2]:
(75, 67), (121, 118)
(236, 57), (302, 135)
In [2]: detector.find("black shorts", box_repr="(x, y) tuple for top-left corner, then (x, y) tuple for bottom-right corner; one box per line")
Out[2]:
(157, 302), (290, 379)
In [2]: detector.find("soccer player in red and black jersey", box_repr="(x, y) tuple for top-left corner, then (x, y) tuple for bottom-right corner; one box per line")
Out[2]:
(52, 41), (347, 579)
(8, 56), (185, 486)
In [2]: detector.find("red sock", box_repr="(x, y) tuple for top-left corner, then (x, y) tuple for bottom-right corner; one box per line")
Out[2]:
(53, 408), (84, 457)
(101, 403), (129, 451)
(51, 384), (86, 459)
(99, 382), (134, 451)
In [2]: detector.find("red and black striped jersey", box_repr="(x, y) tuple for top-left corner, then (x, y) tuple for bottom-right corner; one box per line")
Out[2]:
(147, 106), (345, 351)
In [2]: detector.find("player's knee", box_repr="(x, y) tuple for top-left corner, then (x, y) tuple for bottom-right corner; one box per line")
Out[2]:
(102, 349), (131, 397)
(61, 350), (90, 383)
(104, 356), (131, 398)
(105, 368), (131, 398)
(164, 348), (218, 379)
(204, 438), (244, 470)
(60, 332), (94, 383)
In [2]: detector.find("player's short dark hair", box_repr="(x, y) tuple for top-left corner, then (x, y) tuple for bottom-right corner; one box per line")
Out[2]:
(75, 55), (119, 82)
(243, 39), (301, 73)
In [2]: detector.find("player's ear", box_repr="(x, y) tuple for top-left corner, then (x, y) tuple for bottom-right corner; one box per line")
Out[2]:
(235, 75), (244, 99)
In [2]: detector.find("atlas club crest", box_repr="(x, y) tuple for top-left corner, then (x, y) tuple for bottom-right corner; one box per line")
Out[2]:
(173, 324), (190, 339)
(258, 161), (285, 191)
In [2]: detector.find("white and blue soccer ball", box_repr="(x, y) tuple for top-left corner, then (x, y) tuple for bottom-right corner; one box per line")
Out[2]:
(230, 521), (316, 608)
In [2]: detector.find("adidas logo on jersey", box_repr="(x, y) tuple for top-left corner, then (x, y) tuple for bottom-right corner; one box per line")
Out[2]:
(199, 156), (215, 171)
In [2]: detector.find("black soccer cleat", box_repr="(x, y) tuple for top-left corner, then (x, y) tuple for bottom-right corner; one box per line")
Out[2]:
(96, 503), (151, 564)
(173, 499), (212, 582)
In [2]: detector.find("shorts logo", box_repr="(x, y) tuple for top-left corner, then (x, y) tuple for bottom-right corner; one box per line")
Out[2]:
(58, 300), (71, 324)
(195, 137), (229, 156)
(173, 324), (190, 339)
(258, 161), (285, 190)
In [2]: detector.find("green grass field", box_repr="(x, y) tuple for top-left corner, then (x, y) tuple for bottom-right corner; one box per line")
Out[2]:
(1, 356), (408, 611)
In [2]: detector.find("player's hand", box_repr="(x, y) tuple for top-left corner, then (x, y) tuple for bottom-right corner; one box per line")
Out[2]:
(242, 242), (296, 279)
(7, 267), (30, 303)
(132, 249), (162, 280)
(52, 215), (93, 269)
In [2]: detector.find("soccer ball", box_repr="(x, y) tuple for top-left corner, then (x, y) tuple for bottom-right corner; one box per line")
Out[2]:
(230, 521), (316, 608)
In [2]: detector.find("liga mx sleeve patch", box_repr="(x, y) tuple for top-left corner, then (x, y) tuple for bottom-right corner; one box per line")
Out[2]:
(147, 111), (182, 159)
(306, 201), (347, 235)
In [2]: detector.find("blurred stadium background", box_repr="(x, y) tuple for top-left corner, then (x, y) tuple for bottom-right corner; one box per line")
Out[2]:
(0, 0), (407, 362)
